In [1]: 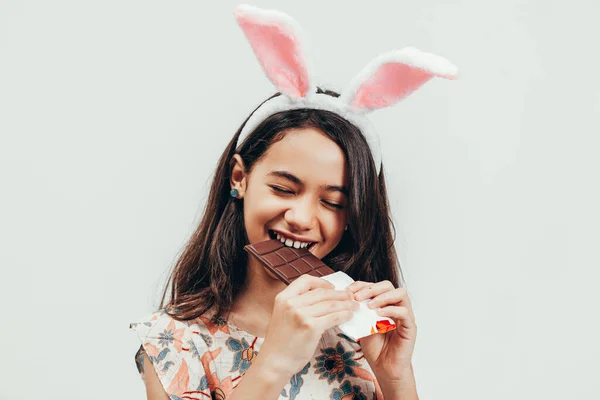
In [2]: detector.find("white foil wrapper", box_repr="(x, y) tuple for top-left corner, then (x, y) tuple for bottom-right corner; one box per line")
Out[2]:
(320, 271), (396, 342)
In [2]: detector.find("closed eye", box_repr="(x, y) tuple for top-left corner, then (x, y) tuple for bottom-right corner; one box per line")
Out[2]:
(270, 186), (345, 210)
(323, 201), (344, 209)
(270, 186), (294, 195)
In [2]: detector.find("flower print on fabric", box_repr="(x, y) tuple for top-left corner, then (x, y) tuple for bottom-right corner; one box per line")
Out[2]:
(280, 362), (311, 400)
(330, 380), (369, 400)
(200, 332), (213, 348)
(314, 342), (360, 384)
(130, 311), (382, 399)
(226, 336), (259, 375)
(199, 315), (231, 336)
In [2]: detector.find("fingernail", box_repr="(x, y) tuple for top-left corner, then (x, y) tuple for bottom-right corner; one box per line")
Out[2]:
(367, 301), (375, 308)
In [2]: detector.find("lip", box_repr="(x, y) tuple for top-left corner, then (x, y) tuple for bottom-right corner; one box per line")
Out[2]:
(269, 229), (318, 244)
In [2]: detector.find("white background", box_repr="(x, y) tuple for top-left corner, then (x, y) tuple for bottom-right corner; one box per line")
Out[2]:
(1, 1), (598, 399)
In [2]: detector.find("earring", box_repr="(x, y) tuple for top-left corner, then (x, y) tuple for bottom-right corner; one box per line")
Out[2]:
(230, 188), (239, 198)
(344, 225), (348, 231)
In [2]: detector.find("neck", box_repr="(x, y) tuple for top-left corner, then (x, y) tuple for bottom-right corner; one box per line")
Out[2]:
(229, 256), (286, 336)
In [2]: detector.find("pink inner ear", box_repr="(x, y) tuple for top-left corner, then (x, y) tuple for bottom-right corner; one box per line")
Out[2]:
(351, 63), (433, 110)
(237, 19), (309, 98)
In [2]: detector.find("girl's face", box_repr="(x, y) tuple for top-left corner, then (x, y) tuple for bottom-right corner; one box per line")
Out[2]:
(231, 128), (349, 259)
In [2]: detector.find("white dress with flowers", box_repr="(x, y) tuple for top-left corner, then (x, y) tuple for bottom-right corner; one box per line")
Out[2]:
(129, 308), (384, 400)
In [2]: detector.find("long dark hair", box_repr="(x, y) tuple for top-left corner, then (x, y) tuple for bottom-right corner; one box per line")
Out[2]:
(159, 88), (405, 323)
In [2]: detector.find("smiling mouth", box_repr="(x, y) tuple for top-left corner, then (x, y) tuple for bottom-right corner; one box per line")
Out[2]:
(268, 230), (317, 250)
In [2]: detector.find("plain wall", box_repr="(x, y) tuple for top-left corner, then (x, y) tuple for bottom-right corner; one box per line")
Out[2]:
(1, 0), (598, 399)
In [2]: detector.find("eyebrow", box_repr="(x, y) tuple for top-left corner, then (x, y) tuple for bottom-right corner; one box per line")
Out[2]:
(266, 170), (349, 196)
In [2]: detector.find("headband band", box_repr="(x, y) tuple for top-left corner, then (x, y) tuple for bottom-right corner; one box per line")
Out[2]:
(233, 4), (459, 175)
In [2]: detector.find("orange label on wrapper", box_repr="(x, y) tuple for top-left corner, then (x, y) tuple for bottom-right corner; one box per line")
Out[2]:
(376, 319), (396, 333)
(362, 320), (397, 341)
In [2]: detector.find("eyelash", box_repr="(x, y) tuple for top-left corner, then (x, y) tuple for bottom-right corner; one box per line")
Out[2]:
(270, 186), (344, 210)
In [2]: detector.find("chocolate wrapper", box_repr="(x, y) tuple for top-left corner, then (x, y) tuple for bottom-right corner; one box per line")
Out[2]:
(320, 271), (396, 342)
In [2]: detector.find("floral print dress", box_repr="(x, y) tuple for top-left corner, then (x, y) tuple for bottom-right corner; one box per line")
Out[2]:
(129, 308), (384, 400)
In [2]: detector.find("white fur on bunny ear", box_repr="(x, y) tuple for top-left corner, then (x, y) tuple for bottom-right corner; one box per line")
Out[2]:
(234, 4), (314, 100)
(341, 47), (459, 112)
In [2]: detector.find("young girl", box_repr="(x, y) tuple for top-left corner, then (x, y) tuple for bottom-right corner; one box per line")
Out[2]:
(129, 4), (457, 400)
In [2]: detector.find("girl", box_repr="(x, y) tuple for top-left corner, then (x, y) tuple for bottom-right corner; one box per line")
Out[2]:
(129, 4), (457, 400)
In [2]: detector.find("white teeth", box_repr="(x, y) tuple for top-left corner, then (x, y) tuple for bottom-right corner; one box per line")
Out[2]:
(272, 231), (313, 249)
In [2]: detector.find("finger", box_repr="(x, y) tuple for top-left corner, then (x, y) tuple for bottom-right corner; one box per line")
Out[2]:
(367, 287), (411, 310)
(281, 275), (334, 299)
(294, 287), (354, 308)
(353, 280), (395, 301)
(316, 309), (355, 332)
(376, 306), (416, 329)
(303, 298), (360, 318)
(346, 281), (372, 293)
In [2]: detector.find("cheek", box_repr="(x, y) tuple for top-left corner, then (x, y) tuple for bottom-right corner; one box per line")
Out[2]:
(323, 211), (347, 231)
(325, 226), (345, 245)
(319, 214), (347, 247)
(243, 189), (283, 226)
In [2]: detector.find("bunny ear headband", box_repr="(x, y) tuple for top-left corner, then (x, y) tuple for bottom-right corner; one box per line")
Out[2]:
(233, 4), (459, 175)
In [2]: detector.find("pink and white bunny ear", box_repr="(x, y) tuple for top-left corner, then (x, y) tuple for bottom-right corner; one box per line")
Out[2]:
(341, 47), (459, 112)
(234, 4), (313, 100)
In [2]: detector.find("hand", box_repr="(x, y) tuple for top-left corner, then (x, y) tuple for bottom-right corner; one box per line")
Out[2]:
(259, 275), (359, 378)
(346, 280), (417, 381)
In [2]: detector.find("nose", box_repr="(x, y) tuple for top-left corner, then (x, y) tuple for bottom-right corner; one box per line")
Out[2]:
(284, 195), (317, 232)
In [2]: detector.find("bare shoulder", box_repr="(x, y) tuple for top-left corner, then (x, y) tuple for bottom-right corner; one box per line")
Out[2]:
(138, 347), (170, 400)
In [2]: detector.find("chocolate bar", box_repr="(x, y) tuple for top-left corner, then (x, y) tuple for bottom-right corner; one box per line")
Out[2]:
(244, 239), (335, 284)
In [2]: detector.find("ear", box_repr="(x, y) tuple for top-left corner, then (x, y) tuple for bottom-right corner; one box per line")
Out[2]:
(230, 154), (247, 198)
(234, 4), (312, 99)
(342, 47), (459, 112)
